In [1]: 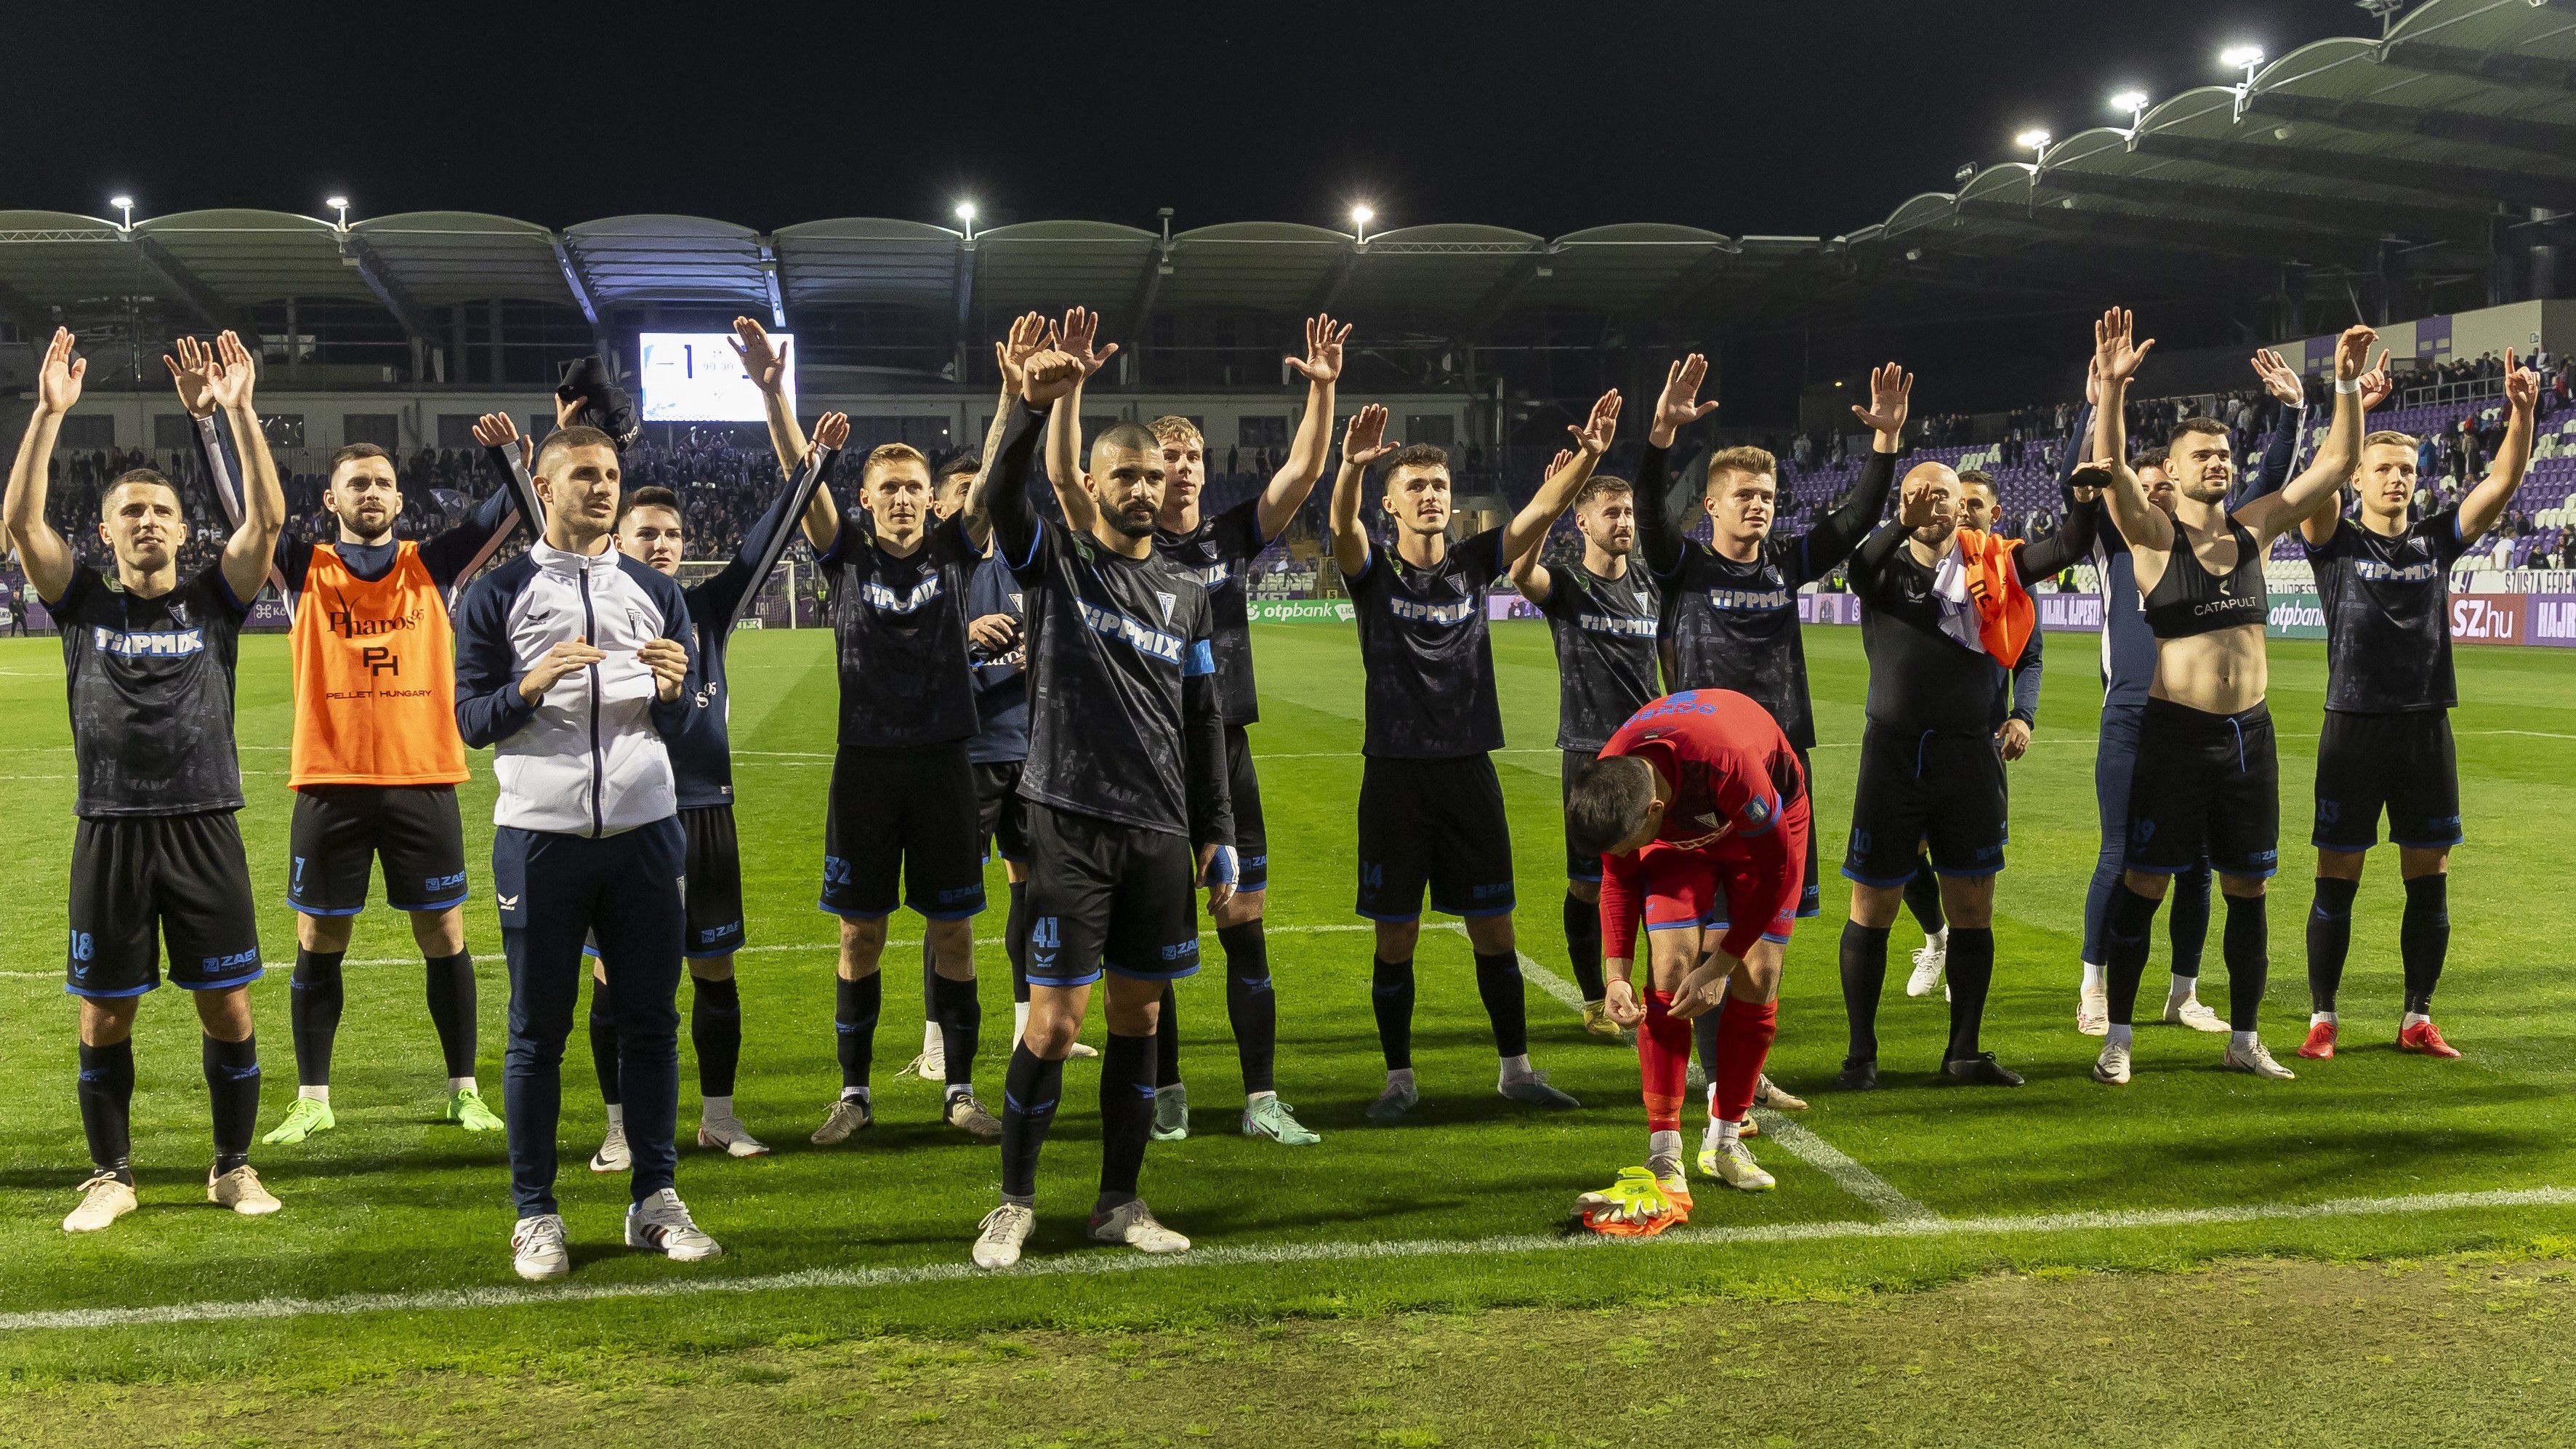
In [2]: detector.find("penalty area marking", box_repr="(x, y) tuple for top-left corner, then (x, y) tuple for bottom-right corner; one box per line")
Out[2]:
(3, 1184), (2567, 1335)
(1442, 922), (1942, 1225)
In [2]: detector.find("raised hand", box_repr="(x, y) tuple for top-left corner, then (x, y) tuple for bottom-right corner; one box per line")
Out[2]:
(1340, 404), (1396, 468)
(1546, 448), (1575, 481)
(470, 412), (521, 449)
(2504, 348), (2540, 414)
(730, 317), (790, 395)
(2085, 353), (2101, 409)
(1058, 306), (1120, 379)
(1850, 361), (1914, 435)
(163, 334), (219, 417)
(2359, 348), (2394, 412)
(1650, 353), (1720, 446)
(1287, 313), (1351, 384)
(813, 411), (851, 450)
(1568, 389), (1622, 457)
(1022, 350), (1084, 408)
(2333, 324), (2378, 382)
(206, 330), (257, 412)
(36, 328), (86, 417)
(2093, 308), (2154, 387)
(1898, 467), (1942, 529)
(2249, 348), (2303, 408)
(994, 312), (1050, 396)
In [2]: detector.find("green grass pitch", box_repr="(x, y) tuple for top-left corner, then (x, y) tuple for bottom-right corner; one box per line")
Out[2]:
(0, 621), (2571, 1434)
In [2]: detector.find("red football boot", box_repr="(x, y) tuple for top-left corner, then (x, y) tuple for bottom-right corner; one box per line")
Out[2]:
(2295, 1019), (2338, 1060)
(2397, 1018), (2462, 1059)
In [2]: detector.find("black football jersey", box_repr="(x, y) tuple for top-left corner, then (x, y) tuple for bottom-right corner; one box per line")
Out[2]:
(1534, 560), (1660, 752)
(52, 566), (251, 817)
(2308, 509), (2471, 713)
(1347, 527), (1508, 760)
(821, 511), (981, 747)
(1154, 495), (1270, 726)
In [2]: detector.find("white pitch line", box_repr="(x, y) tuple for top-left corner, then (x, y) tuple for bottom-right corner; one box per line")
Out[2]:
(4, 1183), (2566, 1335)
(1450, 921), (1941, 1224)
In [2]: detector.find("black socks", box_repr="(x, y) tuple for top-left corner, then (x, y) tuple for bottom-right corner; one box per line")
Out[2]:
(1154, 984), (1184, 1089)
(1944, 926), (1995, 1061)
(1473, 950), (1529, 1058)
(1371, 957), (1416, 1071)
(692, 975), (743, 1099)
(202, 1034), (260, 1176)
(2402, 873), (2450, 1016)
(2168, 867), (2211, 979)
(77, 1039), (135, 1181)
(1561, 892), (1606, 1003)
(1902, 860), (1946, 936)
(289, 947), (346, 1088)
(1218, 920), (1277, 1096)
(930, 971), (980, 1093)
(2306, 875), (2359, 1014)
(1097, 1031), (1156, 1211)
(2104, 885), (2162, 1027)
(1838, 922), (1891, 1063)
(836, 972), (880, 1096)
(423, 950), (477, 1080)
(2222, 891), (2269, 1032)
(999, 1042), (1064, 1200)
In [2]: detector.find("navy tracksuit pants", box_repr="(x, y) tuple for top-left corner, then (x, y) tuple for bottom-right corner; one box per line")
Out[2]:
(494, 817), (686, 1217)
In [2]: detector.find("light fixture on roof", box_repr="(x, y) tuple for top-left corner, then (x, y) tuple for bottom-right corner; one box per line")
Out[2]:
(1955, 162), (1979, 185)
(1351, 204), (1375, 244)
(954, 200), (977, 241)
(109, 194), (134, 230)
(2109, 89), (2151, 129)
(2221, 44), (2265, 88)
(326, 195), (351, 229)
(2014, 128), (2051, 164)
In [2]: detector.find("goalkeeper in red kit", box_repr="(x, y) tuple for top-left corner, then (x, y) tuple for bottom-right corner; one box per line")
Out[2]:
(1563, 689), (1810, 1233)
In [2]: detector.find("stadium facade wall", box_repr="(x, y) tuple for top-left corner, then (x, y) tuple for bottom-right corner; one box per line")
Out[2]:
(2137, 299), (2574, 400)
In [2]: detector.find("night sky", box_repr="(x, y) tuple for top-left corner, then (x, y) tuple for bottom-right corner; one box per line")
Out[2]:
(8, 0), (2372, 238)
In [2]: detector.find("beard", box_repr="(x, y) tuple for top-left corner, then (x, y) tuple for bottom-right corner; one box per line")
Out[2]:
(1103, 502), (1157, 539)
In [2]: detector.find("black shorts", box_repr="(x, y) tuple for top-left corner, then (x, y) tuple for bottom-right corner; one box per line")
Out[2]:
(975, 759), (1031, 864)
(68, 811), (263, 998)
(2314, 710), (2462, 852)
(1023, 803), (1202, 989)
(821, 743), (987, 920)
(681, 804), (746, 958)
(286, 784), (470, 915)
(1356, 754), (1516, 920)
(1562, 750), (1603, 883)
(1790, 747), (1822, 918)
(1842, 726), (2009, 886)
(1226, 723), (1270, 892)
(2125, 697), (2280, 879)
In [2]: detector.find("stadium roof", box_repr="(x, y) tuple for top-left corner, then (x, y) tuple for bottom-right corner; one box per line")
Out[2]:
(0, 0), (2561, 382)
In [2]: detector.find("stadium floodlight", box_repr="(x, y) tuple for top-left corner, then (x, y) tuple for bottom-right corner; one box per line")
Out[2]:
(326, 196), (351, 228)
(2014, 128), (2051, 164)
(2221, 44), (2265, 87)
(109, 194), (134, 229)
(1351, 204), (1375, 244)
(2109, 89), (2151, 128)
(954, 200), (977, 241)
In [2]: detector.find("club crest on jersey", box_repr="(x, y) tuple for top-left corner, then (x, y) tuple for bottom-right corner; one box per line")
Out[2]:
(1156, 590), (1177, 624)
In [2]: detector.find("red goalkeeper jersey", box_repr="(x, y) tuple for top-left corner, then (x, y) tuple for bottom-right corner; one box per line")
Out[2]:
(1596, 689), (1807, 960)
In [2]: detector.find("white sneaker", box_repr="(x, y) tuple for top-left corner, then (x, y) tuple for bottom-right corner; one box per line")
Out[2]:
(1090, 1198), (1191, 1254)
(512, 1213), (571, 1281)
(904, 1048), (946, 1084)
(2165, 992), (2229, 1033)
(1706, 1137), (1776, 1192)
(64, 1171), (137, 1232)
(2077, 985), (2109, 1037)
(208, 1164), (281, 1216)
(2224, 1037), (2296, 1080)
(697, 1115), (770, 1157)
(1905, 930), (1947, 997)
(589, 1120), (631, 1173)
(973, 1201), (1036, 1269)
(626, 1187), (724, 1261)
(2093, 1039), (2132, 1085)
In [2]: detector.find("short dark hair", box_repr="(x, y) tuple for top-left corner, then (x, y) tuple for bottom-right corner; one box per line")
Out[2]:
(618, 485), (683, 524)
(1380, 443), (1449, 482)
(2131, 447), (2170, 473)
(2170, 417), (2230, 444)
(1565, 755), (1659, 858)
(1955, 467), (1996, 498)
(534, 424), (618, 478)
(1090, 421), (1160, 470)
(1575, 474), (1633, 510)
(328, 443), (394, 482)
(933, 450), (981, 483)
(104, 467), (179, 508)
